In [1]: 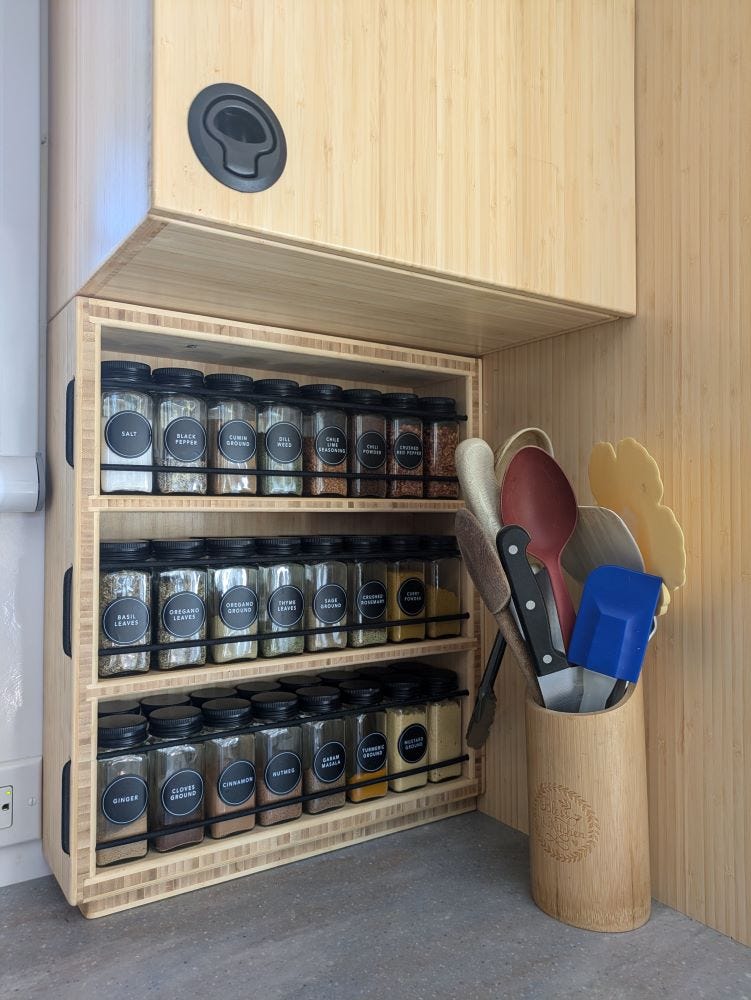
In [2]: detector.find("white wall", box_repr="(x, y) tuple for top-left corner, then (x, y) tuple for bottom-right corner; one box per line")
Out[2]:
(0, 0), (49, 884)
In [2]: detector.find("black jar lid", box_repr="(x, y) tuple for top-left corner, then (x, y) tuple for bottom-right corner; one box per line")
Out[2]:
(342, 387), (383, 406)
(98, 713), (149, 748)
(255, 536), (300, 556)
(358, 665), (396, 683)
(251, 690), (298, 720)
(253, 378), (300, 399)
(386, 534), (421, 554)
(151, 538), (206, 559)
(148, 705), (203, 737)
(277, 673), (321, 692)
(385, 677), (422, 702)
(97, 699), (141, 718)
(235, 679), (281, 698)
(190, 686), (238, 707)
(100, 539), (151, 562)
(423, 535), (460, 555)
(201, 697), (253, 725)
(422, 669), (459, 698)
(205, 536), (256, 559)
(297, 685), (341, 712)
(382, 391), (420, 410)
(101, 360), (152, 388)
(203, 372), (254, 395)
(340, 679), (382, 706)
(346, 535), (382, 554)
(152, 367), (205, 390)
(302, 535), (342, 556)
(139, 692), (191, 716)
(316, 669), (362, 685)
(419, 396), (457, 417)
(300, 383), (344, 402)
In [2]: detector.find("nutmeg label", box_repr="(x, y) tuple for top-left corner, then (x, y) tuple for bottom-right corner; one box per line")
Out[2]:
(397, 578), (425, 617)
(315, 426), (347, 466)
(161, 769), (204, 817)
(164, 417), (206, 462)
(218, 760), (256, 806)
(218, 419), (256, 463)
(162, 592), (206, 638)
(267, 586), (304, 628)
(104, 411), (152, 459)
(264, 751), (301, 796)
(102, 597), (150, 645)
(265, 421), (302, 464)
(101, 775), (148, 826)
(219, 586), (258, 631)
(356, 431), (386, 470)
(313, 741), (346, 783)
(397, 724), (428, 764)
(393, 431), (423, 470)
(356, 581), (387, 620)
(356, 732), (387, 772)
(312, 584), (346, 625)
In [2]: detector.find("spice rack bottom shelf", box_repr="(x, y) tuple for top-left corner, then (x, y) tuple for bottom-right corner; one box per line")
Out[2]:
(79, 778), (479, 918)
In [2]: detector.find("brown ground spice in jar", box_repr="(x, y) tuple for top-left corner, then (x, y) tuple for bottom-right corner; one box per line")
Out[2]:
(344, 388), (387, 498)
(202, 698), (256, 838)
(252, 692), (303, 826)
(421, 397), (460, 499)
(301, 384), (348, 497)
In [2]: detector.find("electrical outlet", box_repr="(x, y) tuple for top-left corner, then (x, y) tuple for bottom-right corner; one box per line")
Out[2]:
(0, 757), (42, 845)
(0, 786), (12, 830)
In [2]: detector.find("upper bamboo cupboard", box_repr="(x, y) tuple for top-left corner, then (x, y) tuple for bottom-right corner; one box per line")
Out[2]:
(49, 0), (635, 354)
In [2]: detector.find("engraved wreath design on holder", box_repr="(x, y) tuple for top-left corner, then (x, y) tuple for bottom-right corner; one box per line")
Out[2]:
(532, 782), (600, 863)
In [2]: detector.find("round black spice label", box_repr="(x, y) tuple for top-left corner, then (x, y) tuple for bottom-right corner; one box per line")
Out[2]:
(218, 419), (257, 463)
(314, 426), (347, 466)
(393, 431), (423, 470)
(218, 760), (256, 806)
(161, 769), (204, 817)
(356, 581), (387, 621)
(164, 417), (207, 462)
(101, 775), (148, 826)
(312, 584), (346, 625)
(104, 411), (152, 459)
(267, 586), (304, 628)
(356, 431), (386, 470)
(356, 732), (387, 773)
(397, 577), (425, 617)
(264, 752), (301, 796)
(102, 597), (150, 645)
(162, 592), (206, 638)
(264, 421), (302, 464)
(219, 586), (258, 631)
(397, 724), (428, 765)
(313, 741), (346, 784)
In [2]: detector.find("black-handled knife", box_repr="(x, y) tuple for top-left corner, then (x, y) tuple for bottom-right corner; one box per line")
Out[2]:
(465, 629), (508, 749)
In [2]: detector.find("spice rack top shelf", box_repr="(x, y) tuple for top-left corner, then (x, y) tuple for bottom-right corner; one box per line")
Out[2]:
(90, 495), (465, 514)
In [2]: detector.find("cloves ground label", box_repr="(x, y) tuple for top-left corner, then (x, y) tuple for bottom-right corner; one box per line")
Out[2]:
(393, 431), (423, 469)
(356, 430), (386, 469)
(162, 591), (206, 638)
(101, 775), (148, 825)
(265, 421), (302, 464)
(397, 577), (425, 617)
(313, 742), (346, 783)
(315, 426), (347, 466)
(217, 760), (256, 806)
(164, 417), (207, 462)
(398, 724), (428, 764)
(104, 410), (152, 458)
(356, 732), (387, 772)
(268, 585), (304, 628)
(161, 769), (204, 817)
(356, 580), (387, 620)
(264, 751), (301, 796)
(312, 584), (346, 624)
(218, 419), (257, 463)
(219, 586), (258, 631)
(102, 597), (150, 645)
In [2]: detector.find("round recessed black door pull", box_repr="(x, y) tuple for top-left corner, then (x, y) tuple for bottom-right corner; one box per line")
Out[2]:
(188, 82), (287, 193)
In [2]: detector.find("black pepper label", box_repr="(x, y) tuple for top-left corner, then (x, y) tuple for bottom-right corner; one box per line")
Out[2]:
(164, 417), (207, 462)
(267, 585), (304, 628)
(356, 732), (387, 773)
(104, 411), (152, 459)
(313, 741), (346, 784)
(161, 769), (204, 817)
(312, 584), (346, 625)
(101, 775), (148, 826)
(218, 760), (256, 806)
(102, 597), (150, 645)
(397, 724), (428, 765)
(356, 581), (387, 621)
(356, 431), (386, 470)
(219, 586), (258, 631)
(397, 577), (425, 617)
(218, 419), (257, 463)
(393, 431), (423, 470)
(162, 592), (206, 638)
(264, 751), (301, 796)
(314, 426), (347, 466)
(264, 421), (302, 464)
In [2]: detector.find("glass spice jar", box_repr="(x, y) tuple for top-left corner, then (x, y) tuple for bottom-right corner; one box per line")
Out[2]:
(96, 714), (149, 866)
(152, 367), (208, 495)
(205, 372), (257, 496)
(340, 680), (388, 803)
(303, 536), (347, 652)
(385, 678), (428, 792)
(425, 535), (463, 638)
(152, 539), (208, 670)
(148, 706), (205, 852)
(255, 379), (303, 496)
(206, 537), (259, 664)
(251, 692), (303, 826)
(301, 383), (348, 497)
(344, 388), (387, 498)
(298, 686), (347, 814)
(424, 668), (463, 782)
(202, 698), (256, 839)
(257, 537), (305, 658)
(139, 692), (190, 717)
(346, 535), (388, 648)
(100, 360), (154, 494)
(98, 540), (152, 678)
(383, 392), (424, 499)
(421, 396), (460, 498)
(386, 535), (426, 642)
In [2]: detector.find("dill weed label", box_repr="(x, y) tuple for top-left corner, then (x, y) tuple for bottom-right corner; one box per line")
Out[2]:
(265, 422), (303, 464)
(219, 586), (258, 631)
(162, 591), (206, 638)
(218, 419), (257, 463)
(164, 416), (207, 462)
(102, 597), (150, 645)
(104, 410), (152, 459)
(397, 578), (425, 617)
(161, 769), (204, 817)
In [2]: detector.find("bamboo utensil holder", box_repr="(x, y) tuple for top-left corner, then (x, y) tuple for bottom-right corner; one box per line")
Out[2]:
(525, 684), (651, 932)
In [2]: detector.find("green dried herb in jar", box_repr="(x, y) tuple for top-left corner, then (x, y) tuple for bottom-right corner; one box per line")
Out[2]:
(206, 536), (259, 663)
(153, 539), (207, 670)
(98, 540), (152, 678)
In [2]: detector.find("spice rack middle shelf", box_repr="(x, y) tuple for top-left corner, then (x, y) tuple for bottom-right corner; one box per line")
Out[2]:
(89, 495), (465, 514)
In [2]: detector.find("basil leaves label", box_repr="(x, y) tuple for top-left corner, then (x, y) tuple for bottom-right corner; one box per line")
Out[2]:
(161, 769), (204, 817)
(397, 578), (425, 617)
(218, 420), (257, 463)
(162, 592), (206, 638)
(164, 417), (206, 462)
(264, 752), (301, 796)
(356, 581), (387, 621)
(102, 597), (150, 645)
(397, 724), (428, 765)
(267, 585), (304, 628)
(219, 586), (258, 631)
(356, 732), (387, 773)
(218, 760), (256, 806)
(312, 584), (346, 625)
(355, 431), (386, 470)
(393, 431), (423, 470)
(104, 411), (152, 459)
(264, 421), (302, 464)
(101, 775), (148, 826)
(313, 742), (346, 784)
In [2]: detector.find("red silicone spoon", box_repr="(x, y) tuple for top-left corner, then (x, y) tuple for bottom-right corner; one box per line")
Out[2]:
(500, 446), (579, 647)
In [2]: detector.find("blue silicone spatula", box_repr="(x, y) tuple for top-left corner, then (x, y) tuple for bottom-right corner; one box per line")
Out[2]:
(568, 565), (663, 712)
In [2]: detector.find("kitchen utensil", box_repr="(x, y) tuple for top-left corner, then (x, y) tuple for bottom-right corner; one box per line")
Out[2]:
(569, 565), (663, 712)
(456, 438), (501, 537)
(494, 427), (554, 488)
(497, 525), (583, 712)
(465, 629), (508, 749)
(454, 509), (542, 704)
(562, 505), (644, 581)
(500, 446), (579, 647)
